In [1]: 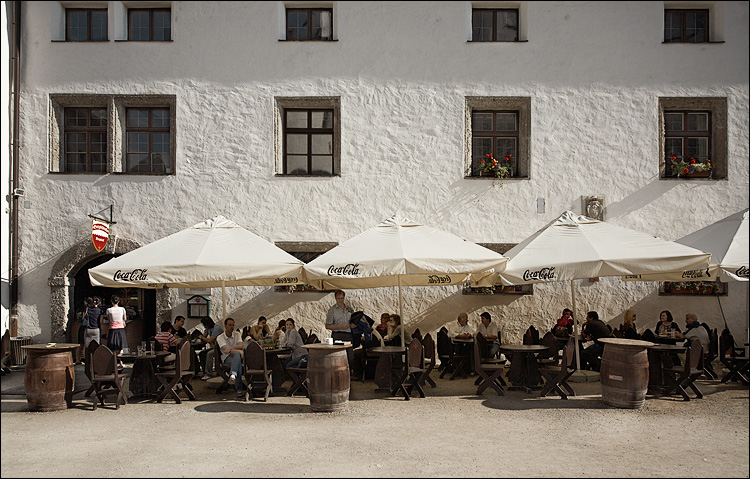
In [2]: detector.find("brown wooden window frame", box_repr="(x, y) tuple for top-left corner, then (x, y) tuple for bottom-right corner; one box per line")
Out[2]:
(471, 8), (519, 42)
(664, 110), (711, 178)
(664, 9), (709, 43)
(128, 8), (171, 42)
(125, 107), (172, 175)
(66, 8), (108, 42)
(283, 108), (335, 176)
(286, 8), (334, 41)
(64, 107), (108, 173)
(471, 110), (520, 177)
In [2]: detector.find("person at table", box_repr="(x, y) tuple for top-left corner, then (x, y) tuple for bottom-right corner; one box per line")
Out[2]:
(674, 313), (710, 351)
(281, 318), (308, 369)
(106, 295), (128, 357)
(449, 312), (474, 356)
(83, 296), (103, 351)
(553, 308), (574, 337)
(621, 309), (639, 340)
(169, 315), (188, 339)
(217, 317), (246, 397)
(155, 321), (178, 360)
(250, 316), (271, 341)
(655, 310), (681, 336)
(476, 311), (500, 359)
(580, 311), (610, 371)
(272, 319), (286, 345)
(375, 313), (390, 338)
(383, 314), (403, 347)
(198, 316), (223, 380)
(325, 289), (356, 366)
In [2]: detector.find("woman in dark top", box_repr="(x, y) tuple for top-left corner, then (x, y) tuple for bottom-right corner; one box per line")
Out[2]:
(655, 310), (681, 336)
(83, 296), (102, 349)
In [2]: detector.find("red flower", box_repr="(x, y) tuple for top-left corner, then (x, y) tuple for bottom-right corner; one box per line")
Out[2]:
(671, 156), (676, 161)
(508, 154), (512, 158)
(683, 168), (689, 174)
(690, 159), (696, 164)
(485, 154), (491, 158)
(480, 160), (486, 165)
(670, 165), (675, 169)
(504, 156), (510, 162)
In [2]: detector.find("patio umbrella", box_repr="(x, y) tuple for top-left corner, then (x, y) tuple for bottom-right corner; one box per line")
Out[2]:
(623, 209), (748, 347)
(473, 210), (712, 369)
(88, 215), (305, 319)
(302, 215), (509, 344)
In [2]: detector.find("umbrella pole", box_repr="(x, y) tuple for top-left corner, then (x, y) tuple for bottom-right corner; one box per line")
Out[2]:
(572, 279), (581, 370)
(398, 276), (405, 346)
(222, 281), (227, 321)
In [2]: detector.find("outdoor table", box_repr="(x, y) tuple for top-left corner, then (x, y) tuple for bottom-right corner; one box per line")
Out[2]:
(450, 338), (474, 379)
(499, 344), (549, 393)
(647, 343), (686, 395)
(368, 346), (407, 394)
(653, 334), (682, 345)
(22, 343), (79, 411)
(119, 351), (170, 398)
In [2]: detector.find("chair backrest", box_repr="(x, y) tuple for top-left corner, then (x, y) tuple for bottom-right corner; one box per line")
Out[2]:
(244, 340), (267, 371)
(1, 330), (10, 359)
(408, 338), (423, 369)
(92, 345), (116, 377)
(214, 340), (224, 370)
(436, 329), (451, 358)
(411, 328), (422, 342)
(719, 329), (736, 359)
(538, 331), (559, 361)
(298, 327), (308, 344)
(306, 333), (319, 344)
(84, 339), (100, 377)
(687, 337), (703, 371)
(640, 329), (656, 342)
(612, 328), (623, 338)
(522, 328), (534, 345)
(473, 338), (484, 371)
(708, 328), (719, 359)
(475, 332), (489, 358)
(561, 337), (575, 368)
(531, 326), (540, 345)
(422, 333), (435, 362)
(178, 340), (192, 373)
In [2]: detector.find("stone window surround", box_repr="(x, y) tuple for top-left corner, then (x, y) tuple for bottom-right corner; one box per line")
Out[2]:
(274, 97), (342, 176)
(658, 97), (727, 180)
(279, 1), (337, 41)
(465, 96), (531, 179)
(49, 94), (177, 174)
(52, 1), (173, 42)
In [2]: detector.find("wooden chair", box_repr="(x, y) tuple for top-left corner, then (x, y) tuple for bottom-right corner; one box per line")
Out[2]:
(702, 328), (719, 379)
(640, 329), (656, 343)
(522, 326), (539, 345)
(155, 340), (196, 404)
(298, 327), (308, 345)
(244, 341), (273, 401)
(539, 337), (576, 399)
(360, 329), (385, 382)
(536, 331), (560, 366)
(83, 339), (100, 397)
(213, 340), (233, 394)
(90, 345), (130, 410)
(286, 365), (308, 397)
(437, 329), (469, 380)
(662, 337), (704, 401)
(395, 338), (425, 400)
(474, 333), (506, 387)
(411, 328), (423, 343)
(719, 330), (749, 385)
(472, 339), (504, 396)
(306, 333), (320, 344)
(418, 333), (437, 388)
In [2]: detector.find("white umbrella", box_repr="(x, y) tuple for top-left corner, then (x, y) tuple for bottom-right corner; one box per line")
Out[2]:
(89, 215), (305, 319)
(302, 215), (509, 344)
(473, 211), (712, 369)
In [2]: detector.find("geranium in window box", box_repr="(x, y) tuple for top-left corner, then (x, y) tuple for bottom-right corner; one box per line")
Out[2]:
(670, 157), (712, 178)
(478, 154), (514, 186)
(665, 281), (716, 295)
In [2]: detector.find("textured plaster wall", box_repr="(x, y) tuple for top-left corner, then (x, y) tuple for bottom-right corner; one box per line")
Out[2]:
(14, 1), (750, 343)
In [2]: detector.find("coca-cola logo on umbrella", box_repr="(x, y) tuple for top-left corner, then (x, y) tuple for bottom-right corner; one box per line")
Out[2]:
(736, 266), (749, 278)
(522, 267), (556, 282)
(327, 263), (361, 276)
(91, 219), (110, 252)
(113, 269), (148, 281)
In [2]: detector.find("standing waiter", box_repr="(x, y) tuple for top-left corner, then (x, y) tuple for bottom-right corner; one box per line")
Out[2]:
(325, 290), (356, 370)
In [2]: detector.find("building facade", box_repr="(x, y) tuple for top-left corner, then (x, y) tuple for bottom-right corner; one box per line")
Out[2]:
(6, 1), (749, 344)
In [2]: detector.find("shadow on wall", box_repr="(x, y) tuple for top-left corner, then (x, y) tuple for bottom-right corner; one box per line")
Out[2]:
(229, 288), (331, 337)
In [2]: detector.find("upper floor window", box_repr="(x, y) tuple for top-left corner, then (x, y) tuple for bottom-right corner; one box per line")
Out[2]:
(66, 8), (108, 42)
(64, 108), (107, 173)
(128, 8), (171, 41)
(283, 109), (334, 175)
(286, 8), (333, 41)
(664, 9), (708, 43)
(472, 8), (518, 42)
(126, 108), (171, 174)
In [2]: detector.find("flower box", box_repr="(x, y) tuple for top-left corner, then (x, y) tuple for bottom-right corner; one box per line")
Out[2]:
(681, 171), (711, 179)
(660, 281), (727, 296)
(462, 284), (533, 295)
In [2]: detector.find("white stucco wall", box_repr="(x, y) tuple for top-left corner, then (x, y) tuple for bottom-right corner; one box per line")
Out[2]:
(1, 1), (10, 337)
(12, 1), (750, 343)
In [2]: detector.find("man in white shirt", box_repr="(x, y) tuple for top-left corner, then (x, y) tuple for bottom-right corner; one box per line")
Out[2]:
(676, 313), (710, 351)
(325, 289), (356, 369)
(217, 317), (246, 397)
(449, 312), (474, 356)
(476, 311), (500, 359)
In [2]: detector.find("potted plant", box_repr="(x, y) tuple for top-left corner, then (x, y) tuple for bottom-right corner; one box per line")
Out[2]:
(669, 156), (712, 178)
(478, 154), (514, 186)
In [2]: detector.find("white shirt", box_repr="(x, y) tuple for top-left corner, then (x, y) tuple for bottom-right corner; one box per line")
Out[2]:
(476, 322), (499, 343)
(448, 322), (474, 339)
(216, 330), (243, 362)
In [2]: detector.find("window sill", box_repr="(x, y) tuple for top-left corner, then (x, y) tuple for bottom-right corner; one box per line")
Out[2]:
(463, 285), (533, 295)
(464, 176), (528, 180)
(275, 174), (339, 178)
(467, 39), (528, 43)
(52, 39), (110, 43)
(111, 171), (174, 176)
(661, 41), (725, 44)
(114, 39), (174, 42)
(660, 176), (725, 181)
(278, 39), (338, 42)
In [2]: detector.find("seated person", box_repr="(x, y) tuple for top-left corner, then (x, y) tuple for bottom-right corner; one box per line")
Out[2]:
(272, 319), (286, 345)
(580, 311), (610, 371)
(169, 315), (188, 339)
(250, 316), (271, 341)
(553, 308), (574, 337)
(198, 316), (223, 380)
(155, 321), (177, 362)
(476, 311), (500, 359)
(281, 318), (308, 369)
(655, 310), (681, 336)
(217, 317), (245, 397)
(383, 314), (403, 347)
(621, 309), (639, 339)
(675, 313), (710, 352)
(448, 312), (474, 356)
(375, 313), (390, 337)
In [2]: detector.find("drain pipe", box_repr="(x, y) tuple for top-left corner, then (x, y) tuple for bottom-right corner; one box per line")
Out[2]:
(9, 1), (22, 336)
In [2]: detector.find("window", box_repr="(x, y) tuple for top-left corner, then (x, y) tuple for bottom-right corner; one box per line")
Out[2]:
(664, 9), (708, 43)
(49, 94), (176, 175)
(128, 8), (171, 41)
(472, 9), (518, 42)
(659, 98), (727, 180)
(64, 108), (107, 173)
(466, 97), (530, 179)
(275, 97), (340, 176)
(126, 108), (171, 174)
(286, 8), (333, 41)
(66, 8), (108, 42)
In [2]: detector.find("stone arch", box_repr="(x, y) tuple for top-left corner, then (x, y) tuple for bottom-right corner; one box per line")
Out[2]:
(48, 235), (171, 341)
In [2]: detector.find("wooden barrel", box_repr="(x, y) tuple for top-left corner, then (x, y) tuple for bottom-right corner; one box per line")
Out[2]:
(304, 344), (350, 412)
(23, 346), (77, 412)
(600, 338), (654, 409)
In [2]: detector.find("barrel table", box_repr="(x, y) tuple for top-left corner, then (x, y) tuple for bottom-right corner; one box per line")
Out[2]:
(302, 343), (351, 412)
(599, 338), (654, 409)
(22, 343), (80, 412)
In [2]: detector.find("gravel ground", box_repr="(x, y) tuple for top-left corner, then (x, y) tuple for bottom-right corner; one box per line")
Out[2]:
(1, 366), (748, 478)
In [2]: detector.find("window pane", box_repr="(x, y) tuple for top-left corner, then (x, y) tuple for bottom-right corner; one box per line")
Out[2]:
(318, 10), (332, 40)
(91, 11), (108, 41)
(127, 109), (149, 127)
(152, 109), (170, 127)
(152, 133), (170, 153)
(665, 137), (683, 158)
(287, 155), (308, 175)
(472, 10), (493, 42)
(91, 133), (107, 153)
(687, 113), (708, 131)
(151, 153), (168, 173)
(311, 111), (333, 129)
(286, 134), (307, 154)
(287, 11), (308, 40)
(66, 154), (86, 172)
(65, 109), (88, 127)
(312, 134), (332, 154)
(496, 138), (516, 158)
(473, 113), (493, 131)
(127, 153), (149, 173)
(128, 132), (149, 153)
(496, 10), (518, 42)
(286, 111), (307, 128)
(68, 11), (88, 41)
(91, 154), (106, 172)
(664, 112), (683, 132)
(311, 156), (333, 175)
(687, 138), (709, 159)
(66, 133), (86, 152)
(90, 109), (107, 127)
(496, 113), (517, 131)
(153, 11), (171, 41)
(685, 11), (707, 42)
(129, 11), (150, 41)
(664, 11), (683, 42)
(472, 137), (493, 173)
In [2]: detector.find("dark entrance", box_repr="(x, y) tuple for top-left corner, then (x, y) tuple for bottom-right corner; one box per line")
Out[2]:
(73, 255), (157, 344)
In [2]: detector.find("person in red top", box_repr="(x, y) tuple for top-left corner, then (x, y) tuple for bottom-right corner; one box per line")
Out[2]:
(554, 308), (574, 336)
(155, 321), (178, 353)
